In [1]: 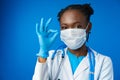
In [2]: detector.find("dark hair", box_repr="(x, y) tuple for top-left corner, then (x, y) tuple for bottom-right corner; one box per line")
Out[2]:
(57, 4), (94, 22)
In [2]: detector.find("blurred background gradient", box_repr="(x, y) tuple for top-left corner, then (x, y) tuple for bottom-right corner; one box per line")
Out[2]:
(0, 0), (120, 80)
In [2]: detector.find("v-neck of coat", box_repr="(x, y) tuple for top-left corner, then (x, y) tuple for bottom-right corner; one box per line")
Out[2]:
(67, 50), (85, 74)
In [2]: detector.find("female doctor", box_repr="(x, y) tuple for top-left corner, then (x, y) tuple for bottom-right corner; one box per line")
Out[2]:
(33, 4), (113, 80)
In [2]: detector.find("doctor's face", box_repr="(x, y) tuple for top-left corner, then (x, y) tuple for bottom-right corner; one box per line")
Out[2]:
(60, 10), (90, 32)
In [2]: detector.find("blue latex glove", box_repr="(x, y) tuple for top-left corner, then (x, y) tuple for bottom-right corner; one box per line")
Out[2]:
(36, 18), (58, 58)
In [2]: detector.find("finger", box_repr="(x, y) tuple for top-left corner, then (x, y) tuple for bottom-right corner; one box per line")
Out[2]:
(46, 29), (58, 37)
(47, 29), (58, 33)
(50, 31), (58, 42)
(40, 18), (44, 32)
(45, 18), (52, 31)
(36, 23), (39, 35)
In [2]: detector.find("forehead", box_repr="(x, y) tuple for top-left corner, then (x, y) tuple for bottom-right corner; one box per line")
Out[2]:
(60, 10), (87, 24)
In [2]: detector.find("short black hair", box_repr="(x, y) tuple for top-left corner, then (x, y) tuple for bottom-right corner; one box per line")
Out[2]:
(57, 3), (94, 22)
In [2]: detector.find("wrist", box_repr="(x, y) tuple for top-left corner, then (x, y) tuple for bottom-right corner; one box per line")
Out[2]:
(36, 48), (49, 58)
(38, 57), (47, 63)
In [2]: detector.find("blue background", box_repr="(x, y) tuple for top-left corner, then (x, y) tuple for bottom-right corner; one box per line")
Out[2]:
(0, 0), (120, 80)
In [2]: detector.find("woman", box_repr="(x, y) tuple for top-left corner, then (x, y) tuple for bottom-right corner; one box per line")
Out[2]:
(33, 4), (113, 80)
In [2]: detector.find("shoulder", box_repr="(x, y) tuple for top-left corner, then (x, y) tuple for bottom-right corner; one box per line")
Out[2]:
(90, 47), (112, 66)
(90, 48), (113, 79)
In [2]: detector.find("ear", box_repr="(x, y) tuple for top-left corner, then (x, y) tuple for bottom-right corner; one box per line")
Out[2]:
(86, 22), (92, 33)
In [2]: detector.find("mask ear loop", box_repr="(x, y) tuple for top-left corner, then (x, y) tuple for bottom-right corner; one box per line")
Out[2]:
(85, 23), (91, 42)
(85, 23), (89, 31)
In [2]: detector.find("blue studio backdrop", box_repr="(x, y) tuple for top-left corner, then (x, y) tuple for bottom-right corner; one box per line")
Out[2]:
(0, 0), (120, 80)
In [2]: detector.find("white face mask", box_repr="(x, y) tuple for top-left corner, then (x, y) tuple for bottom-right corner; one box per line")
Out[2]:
(60, 25), (88, 50)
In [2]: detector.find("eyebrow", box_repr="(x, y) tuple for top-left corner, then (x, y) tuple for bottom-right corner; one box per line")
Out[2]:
(61, 21), (82, 25)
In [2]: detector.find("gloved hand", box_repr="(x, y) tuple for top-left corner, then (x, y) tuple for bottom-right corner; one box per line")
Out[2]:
(36, 18), (58, 58)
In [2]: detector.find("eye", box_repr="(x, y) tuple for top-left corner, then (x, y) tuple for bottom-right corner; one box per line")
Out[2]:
(61, 26), (68, 30)
(76, 25), (82, 28)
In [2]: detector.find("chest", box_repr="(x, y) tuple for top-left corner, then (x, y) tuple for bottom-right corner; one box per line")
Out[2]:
(51, 55), (90, 80)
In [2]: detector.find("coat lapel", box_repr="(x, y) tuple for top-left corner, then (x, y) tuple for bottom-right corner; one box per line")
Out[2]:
(62, 54), (73, 80)
(73, 53), (89, 78)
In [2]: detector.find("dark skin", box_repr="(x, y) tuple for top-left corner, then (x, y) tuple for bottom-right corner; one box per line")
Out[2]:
(60, 9), (92, 57)
(38, 9), (92, 62)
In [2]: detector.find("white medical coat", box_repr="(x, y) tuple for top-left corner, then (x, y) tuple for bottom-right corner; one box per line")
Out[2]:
(32, 47), (113, 80)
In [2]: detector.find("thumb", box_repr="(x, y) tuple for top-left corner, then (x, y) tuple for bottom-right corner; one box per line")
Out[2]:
(50, 31), (58, 42)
